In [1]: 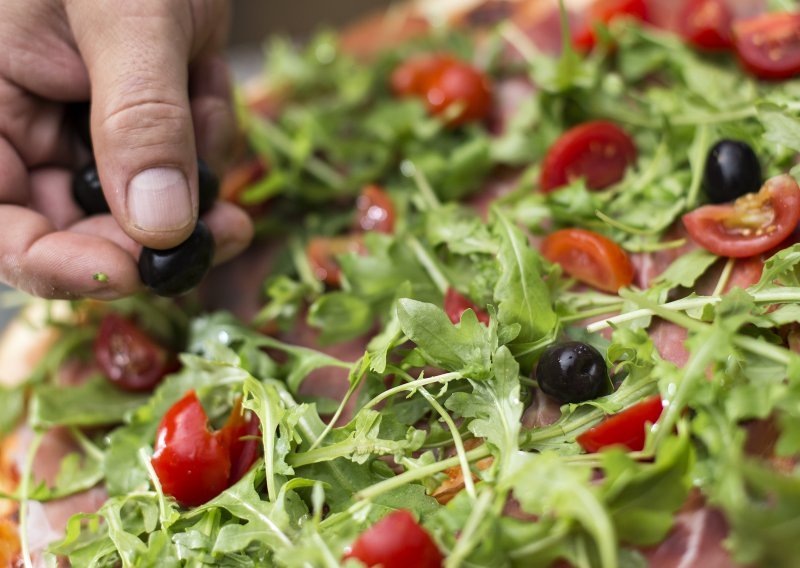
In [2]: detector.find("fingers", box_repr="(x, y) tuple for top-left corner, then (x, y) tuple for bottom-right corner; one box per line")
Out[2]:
(202, 202), (254, 265)
(190, 56), (236, 174)
(0, 205), (141, 300)
(66, 0), (200, 250)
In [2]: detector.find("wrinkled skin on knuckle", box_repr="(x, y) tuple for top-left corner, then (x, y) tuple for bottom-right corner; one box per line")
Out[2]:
(99, 87), (190, 153)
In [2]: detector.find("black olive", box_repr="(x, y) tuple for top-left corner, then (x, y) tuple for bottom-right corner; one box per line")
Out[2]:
(703, 139), (762, 204)
(65, 102), (92, 151)
(72, 162), (110, 215)
(197, 158), (220, 216)
(535, 341), (610, 404)
(138, 221), (215, 297)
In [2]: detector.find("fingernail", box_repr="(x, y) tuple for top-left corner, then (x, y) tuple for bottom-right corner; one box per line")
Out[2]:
(127, 168), (193, 231)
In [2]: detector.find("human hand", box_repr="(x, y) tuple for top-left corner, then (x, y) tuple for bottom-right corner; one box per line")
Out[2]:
(0, 0), (254, 299)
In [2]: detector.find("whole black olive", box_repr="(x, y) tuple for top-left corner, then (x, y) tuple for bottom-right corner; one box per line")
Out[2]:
(138, 221), (215, 297)
(703, 139), (762, 204)
(197, 158), (220, 216)
(535, 341), (610, 404)
(72, 162), (110, 215)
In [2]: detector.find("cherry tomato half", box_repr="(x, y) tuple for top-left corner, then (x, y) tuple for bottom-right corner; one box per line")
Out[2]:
(391, 55), (453, 97)
(682, 174), (800, 258)
(221, 399), (262, 485)
(443, 287), (490, 325)
(577, 395), (664, 453)
(151, 391), (231, 507)
(733, 12), (800, 80)
(678, 0), (734, 51)
(391, 55), (492, 126)
(424, 59), (493, 126)
(344, 510), (443, 568)
(152, 392), (262, 507)
(356, 185), (395, 234)
(573, 0), (648, 52)
(541, 229), (634, 293)
(307, 235), (365, 288)
(540, 121), (637, 193)
(93, 313), (177, 392)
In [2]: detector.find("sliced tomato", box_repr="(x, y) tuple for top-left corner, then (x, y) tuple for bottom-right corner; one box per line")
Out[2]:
(152, 393), (262, 506)
(573, 0), (648, 52)
(220, 399), (261, 486)
(682, 174), (800, 258)
(443, 287), (490, 325)
(541, 228), (634, 293)
(733, 12), (800, 80)
(577, 395), (664, 453)
(540, 121), (637, 193)
(678, 0), (734, 50)
(424, 59), (493, 126)
(344, 510), (443, 568)
(94, 313), (177, 392)
(306, 235), (364, 287)
(391, 55), (453, 97)
(356, 185), (395, 233)
(151, 391), (231, 507)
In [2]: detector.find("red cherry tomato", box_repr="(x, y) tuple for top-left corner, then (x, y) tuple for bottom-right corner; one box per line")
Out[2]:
(573, 0), (648, 52)
(221, 400), (261, 485)
(424, 59), (492, 126)
(93, 313), (177, 392)
(541, 228), (634, 293)
(678, 0), (734, 51)
(733, 12), (800, 80)
(151, 391), (231, 507)
(443, 287), (490, 325)
(344, 510), (443, 568)
(391, 55), (453, 97)
(682, 174), (800, 258)
(306, 236), (365, 287)
(540, 121), (637, 193)
(356, 185), (395, 234)
(577, 395), (664, 453)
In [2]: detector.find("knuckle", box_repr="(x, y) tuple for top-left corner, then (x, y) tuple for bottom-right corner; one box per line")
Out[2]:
(100, 87), (190, 150)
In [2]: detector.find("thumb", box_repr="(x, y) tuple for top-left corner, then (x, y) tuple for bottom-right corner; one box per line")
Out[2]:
(67, 0), (200, 249)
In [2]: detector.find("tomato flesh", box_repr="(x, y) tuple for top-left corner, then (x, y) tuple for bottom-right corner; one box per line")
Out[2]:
(683, 174), (800, 258)
(679, 0), (734, 51)
(151, 391), (231, 507)
(392, 55), (492, 125)
(307, 236), (364, 287)
(541, 228), (634, 293)
(221, 400), (261, 485)
(425, 60), (492, 125)
(443, 287), (490, 325)
(573, 0), (648, 51)
(734, 13), (800, 80)
(577, 395), (664, 453)
(391, 55), (453, 97)
(94, 313), (176, 392)
(540, 121), (637, 193)
(344, 510), (443, 568)
(152, 392), (261, 506)
(356, 185), (395, 233)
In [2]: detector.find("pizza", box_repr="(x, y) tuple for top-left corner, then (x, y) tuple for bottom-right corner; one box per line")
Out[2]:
(2, 0), (800, 566)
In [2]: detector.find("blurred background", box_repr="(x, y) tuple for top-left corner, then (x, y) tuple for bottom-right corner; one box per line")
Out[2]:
(229, 0), (395, 45)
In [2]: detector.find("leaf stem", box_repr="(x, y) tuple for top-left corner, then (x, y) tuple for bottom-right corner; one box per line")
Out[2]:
(406, 236), (450, 295)
(19, 431), (44, 568)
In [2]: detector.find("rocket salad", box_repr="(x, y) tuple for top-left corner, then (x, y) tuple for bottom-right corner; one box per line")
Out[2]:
(3, 1), (800, 567)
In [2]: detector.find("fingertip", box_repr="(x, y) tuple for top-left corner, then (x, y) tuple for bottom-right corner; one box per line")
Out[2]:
(203, 201), (255, 265)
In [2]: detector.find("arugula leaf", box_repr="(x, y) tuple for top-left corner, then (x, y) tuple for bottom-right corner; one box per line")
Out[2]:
(446, 346), (522, 471)
(307, 292), (373, 345)
(29, 377), (149, 429)
(396, 298), (495, 379)
(493, 210), (557, 370)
